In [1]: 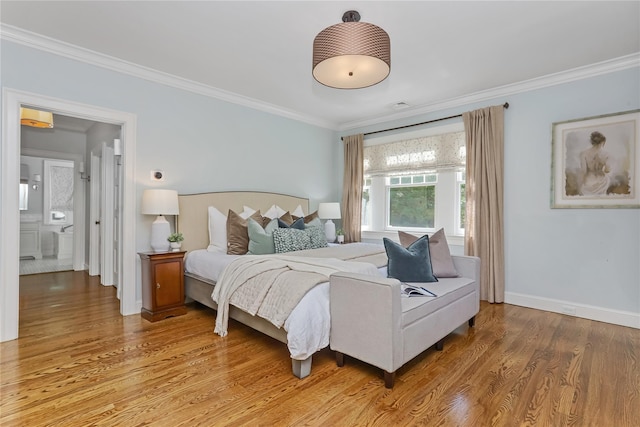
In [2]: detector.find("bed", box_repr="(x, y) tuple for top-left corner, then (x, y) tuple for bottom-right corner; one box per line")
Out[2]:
(177, 191), (387, 379)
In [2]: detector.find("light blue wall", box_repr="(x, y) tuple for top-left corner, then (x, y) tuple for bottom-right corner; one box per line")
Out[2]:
(1, 40), (340, 249)
(342, 67), (640, 316)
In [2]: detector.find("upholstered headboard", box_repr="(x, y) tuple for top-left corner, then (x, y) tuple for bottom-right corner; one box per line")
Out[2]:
(177, 191), (310, 253)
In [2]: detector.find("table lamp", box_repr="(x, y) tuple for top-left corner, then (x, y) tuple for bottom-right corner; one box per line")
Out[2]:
(318, 202), (341, 243)
(141, 189), (179, 252)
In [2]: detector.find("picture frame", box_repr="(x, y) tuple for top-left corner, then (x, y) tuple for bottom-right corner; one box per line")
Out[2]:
(551, 109), (640, 209)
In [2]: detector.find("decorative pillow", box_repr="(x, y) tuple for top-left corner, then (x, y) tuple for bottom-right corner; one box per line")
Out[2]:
(227, 209), (263, 255)
(277, 211), (294, 226)
(293, 210), (319, 224)
(291, 205), (305, 218)
(272, 227), (328, 253)
(207, 206), (228, 253)
(398, 229), (458, 278)
(384, 236), (438, 283)
(273, 228), (311, 253)
(263, 205), (287, 219)
(305, 217), (323, 229)
(208, 205), (255, 253)
(278, 217), (305, 230)
(247, 217), (278, 255)
(307, 226), (329, 249)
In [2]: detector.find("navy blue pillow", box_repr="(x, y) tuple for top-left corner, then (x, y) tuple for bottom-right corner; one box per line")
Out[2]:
(278, 217), (305, 230)
(383, 236), (438, 283)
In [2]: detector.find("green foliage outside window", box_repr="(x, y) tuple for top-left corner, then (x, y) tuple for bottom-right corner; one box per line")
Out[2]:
(389, 186), (435, 228)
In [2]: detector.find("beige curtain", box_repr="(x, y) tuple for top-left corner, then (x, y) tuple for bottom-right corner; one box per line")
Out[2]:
(341, 134), (364, 243)
(463, 105), (505, 303)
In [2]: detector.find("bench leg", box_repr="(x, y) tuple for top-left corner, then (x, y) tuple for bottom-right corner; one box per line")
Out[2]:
(336, 351), (345, 367)
(292, 356), (312, 379)
(384, 371), (395, 388)
(434, 338), (444, 351)
(469, 316), (476, 327)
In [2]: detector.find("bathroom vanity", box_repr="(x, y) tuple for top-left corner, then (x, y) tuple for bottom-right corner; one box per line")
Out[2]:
(19, 222), (43, 260)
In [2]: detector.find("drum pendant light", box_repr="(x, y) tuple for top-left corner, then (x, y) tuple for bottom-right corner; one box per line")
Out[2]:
(20, 107), (54, 128)
(313, 10), (390, 89)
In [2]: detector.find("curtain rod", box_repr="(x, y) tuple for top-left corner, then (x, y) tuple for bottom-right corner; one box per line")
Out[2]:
(342, 102), (509, 140)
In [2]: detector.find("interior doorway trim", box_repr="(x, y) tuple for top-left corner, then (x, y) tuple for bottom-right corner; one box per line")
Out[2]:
(1, 88), (138, 341)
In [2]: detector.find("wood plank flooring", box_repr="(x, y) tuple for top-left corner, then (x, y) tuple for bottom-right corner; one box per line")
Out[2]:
(1, 271), (638, 426)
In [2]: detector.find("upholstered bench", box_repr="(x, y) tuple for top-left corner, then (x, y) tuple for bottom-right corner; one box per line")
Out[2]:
(329, 255), (480, 388)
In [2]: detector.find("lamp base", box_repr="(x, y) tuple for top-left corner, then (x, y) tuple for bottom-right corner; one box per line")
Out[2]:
(150, 215), (170, 252)
(324, 219), (336, 243)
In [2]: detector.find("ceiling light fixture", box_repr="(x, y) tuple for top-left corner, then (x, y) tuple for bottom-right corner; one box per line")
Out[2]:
(313, 10), (390, 89)
(20, 107), (54, 128)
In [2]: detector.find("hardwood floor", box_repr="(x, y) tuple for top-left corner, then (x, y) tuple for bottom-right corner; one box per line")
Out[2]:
(1, 271), (638, 426)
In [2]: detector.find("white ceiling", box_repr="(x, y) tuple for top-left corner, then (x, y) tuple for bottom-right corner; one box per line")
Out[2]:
(2, 1), (639, 130)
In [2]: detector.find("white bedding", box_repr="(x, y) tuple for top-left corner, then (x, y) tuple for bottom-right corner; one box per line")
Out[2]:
(184, 248), (385, 360)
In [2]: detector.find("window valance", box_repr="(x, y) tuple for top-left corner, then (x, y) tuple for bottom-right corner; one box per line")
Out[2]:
(364, 131), (465, 177)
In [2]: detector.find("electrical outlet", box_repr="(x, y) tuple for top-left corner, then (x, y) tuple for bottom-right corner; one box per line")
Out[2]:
(151, 170), (164, 181)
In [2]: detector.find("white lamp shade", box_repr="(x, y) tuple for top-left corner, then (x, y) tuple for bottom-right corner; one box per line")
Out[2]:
(142, 189), (179, 252)
(141, 189), (179, 215)
(318, 202), (341, 219)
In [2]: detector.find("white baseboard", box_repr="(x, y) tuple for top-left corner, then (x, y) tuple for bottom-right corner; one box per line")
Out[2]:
(505, 292), (640, 329)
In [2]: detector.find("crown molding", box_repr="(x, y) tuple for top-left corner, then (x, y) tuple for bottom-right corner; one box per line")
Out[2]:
(339, 53), (640, 132)
(0, 24), (336, 130)
(3, 24), (637, 133)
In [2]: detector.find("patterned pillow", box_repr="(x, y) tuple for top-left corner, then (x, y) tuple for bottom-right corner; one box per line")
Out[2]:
(273, 228), (310, 253)
(306, 226), (328, 249)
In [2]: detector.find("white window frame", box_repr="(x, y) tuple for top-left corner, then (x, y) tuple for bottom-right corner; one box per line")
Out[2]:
(385, 173), (437, 232)
(361, 122), (465, 245)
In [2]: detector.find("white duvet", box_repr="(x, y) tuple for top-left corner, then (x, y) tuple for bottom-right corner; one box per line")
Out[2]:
(184, 248), (385, 360)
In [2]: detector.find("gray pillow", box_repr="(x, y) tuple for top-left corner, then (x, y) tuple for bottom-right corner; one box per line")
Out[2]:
(384, 236), (438, 283)
(278, 217), (305, 230)
(247, 218), (278, 255)
(398, 229), (458, 278)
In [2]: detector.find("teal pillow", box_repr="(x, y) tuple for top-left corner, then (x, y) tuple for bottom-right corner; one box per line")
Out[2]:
(383, 236), (438, 282)
(248, 218), (278, 255)
(305, 217), (323, 229)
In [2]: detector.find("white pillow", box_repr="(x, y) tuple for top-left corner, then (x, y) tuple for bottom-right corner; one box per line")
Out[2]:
(207, 206), (256, 252)
(263, 204), (287, 219)
(291, 204), (305, 218)
(207, 206), (227, 253)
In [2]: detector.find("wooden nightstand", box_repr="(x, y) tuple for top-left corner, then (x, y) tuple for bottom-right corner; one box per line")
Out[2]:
(138, 251), (187, 322)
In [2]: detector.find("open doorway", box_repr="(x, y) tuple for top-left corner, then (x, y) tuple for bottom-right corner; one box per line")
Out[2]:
(19, 115), (95, 276)
(1, 89), (138, 342)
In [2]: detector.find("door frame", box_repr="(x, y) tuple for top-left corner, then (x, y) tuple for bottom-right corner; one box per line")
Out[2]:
(1, 88), (138, 342)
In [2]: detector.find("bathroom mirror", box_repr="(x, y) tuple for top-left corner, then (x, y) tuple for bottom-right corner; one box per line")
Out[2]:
(43, 159), (74, 225)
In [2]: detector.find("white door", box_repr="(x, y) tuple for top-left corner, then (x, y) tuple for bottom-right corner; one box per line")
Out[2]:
(113, 146), (123, 299)
(100, 144), (115, 287)
(89, 151), (101, 276)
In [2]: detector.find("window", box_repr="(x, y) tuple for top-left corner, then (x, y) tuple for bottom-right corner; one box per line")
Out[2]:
(456, 171), (466, 235)
(387, 174), (436, 229)
(361, 123), (465, 238)
(362, 178), (372, 227)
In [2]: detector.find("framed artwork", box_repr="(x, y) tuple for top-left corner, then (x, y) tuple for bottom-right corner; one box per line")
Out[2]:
(551, 109), (640, 208)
